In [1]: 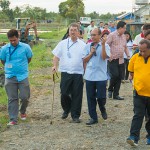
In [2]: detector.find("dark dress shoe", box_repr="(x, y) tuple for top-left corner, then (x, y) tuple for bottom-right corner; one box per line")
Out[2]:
(61, 112), (69, 119)
(86, 119), (98, 125)
(108, 91), (112, 98)
(71, 118), (80, 123)
(113, 96), (124, 100)
(102, 112), (107, 120)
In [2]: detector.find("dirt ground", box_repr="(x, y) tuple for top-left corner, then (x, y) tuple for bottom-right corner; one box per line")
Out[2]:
(0, 68), (150, 150)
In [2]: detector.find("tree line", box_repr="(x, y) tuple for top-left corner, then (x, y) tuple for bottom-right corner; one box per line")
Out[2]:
(0, 0), (125, 23)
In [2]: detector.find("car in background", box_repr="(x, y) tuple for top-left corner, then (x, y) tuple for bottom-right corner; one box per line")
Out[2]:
(80, 17), (91, 27)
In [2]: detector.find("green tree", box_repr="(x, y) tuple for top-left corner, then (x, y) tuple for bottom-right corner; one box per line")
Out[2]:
(22, 6), (47, 21)
(0, 0), (14, 22)
(86, 11), (100, 19)
(59, 1), (69, 18)
(0, 0), (10, 11)
(5, 9), (14, 22)
(13, 6), (22, 18)
(59, 0), (84, 20)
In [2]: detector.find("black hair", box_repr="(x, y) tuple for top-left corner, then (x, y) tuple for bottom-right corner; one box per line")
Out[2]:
(7, 29), (19, 38)
(144, 29), (150, 38)
(91, 21), (94, 24)
(124, 30), (132, 42)
(79, 30), (83, 35)
(69, 23), (80, 31)
(77, 21), (81, 24)
(116, 21), (126, 29)
(143, 23), (150, 30)
(62, 28), (69, 40)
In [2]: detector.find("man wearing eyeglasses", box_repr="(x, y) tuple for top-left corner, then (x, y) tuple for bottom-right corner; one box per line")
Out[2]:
(52, 23), (86, 123)
(83, 28), (110, 125)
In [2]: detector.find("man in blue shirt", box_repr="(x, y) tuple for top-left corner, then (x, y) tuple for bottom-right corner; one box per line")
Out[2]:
(0, 29), (33, 126)
(109, 22), (116, 32)
(83, 28), (110, 125)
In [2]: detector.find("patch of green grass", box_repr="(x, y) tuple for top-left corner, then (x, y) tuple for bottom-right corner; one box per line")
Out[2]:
(29, 74), (52, 86)
(29, 43), (52, 70)
(38, 28), (67, 40)
(0, 113), (9, 131)
(0, 140), (4, 144)
(0, 88), (8, 132)
(0, 88), (7, 105)
(0, 34), (8, 43)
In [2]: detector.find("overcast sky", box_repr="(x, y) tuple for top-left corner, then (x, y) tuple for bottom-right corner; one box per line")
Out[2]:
(10, 0), (134, 14)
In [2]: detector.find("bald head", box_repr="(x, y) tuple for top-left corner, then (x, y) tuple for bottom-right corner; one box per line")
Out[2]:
(90, 28), (101, 43)
(92, 28), (101, 35)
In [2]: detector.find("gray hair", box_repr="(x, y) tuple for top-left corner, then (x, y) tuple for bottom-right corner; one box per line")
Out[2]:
(69, 23), (80, 31)
(139, 39), (150, 49)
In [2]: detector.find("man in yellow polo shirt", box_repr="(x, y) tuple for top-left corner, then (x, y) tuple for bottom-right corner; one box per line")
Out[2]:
(126, 39), (150, 147)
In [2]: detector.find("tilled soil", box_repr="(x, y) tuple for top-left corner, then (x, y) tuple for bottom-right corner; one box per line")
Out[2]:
(0, 68), (149, 150)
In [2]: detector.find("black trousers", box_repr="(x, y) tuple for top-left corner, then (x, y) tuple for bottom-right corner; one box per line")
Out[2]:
(123, 58), (129, 80)
(130, 91), (150, 141)
(108, 59), (124, 97)
(60, 72), (83, 119)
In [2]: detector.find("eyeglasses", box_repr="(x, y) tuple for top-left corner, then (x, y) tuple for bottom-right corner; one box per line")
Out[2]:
(91, 34), (98, 36)
(70, 29), (78, 32)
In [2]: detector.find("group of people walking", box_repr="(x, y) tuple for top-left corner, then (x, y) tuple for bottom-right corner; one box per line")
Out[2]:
(1, 19), (150, 148)
(52, 21), (150, 147)
(52, 22), (111, 125)
(52, 21), (131, 125)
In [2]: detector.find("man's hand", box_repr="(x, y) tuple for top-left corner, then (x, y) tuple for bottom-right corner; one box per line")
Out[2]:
(90, 46), (96, 54)
(133, 45), (138, 50)
(101, 37), (106, 45)
(52, 66), (57, 73)
(129, 73), (133, 83)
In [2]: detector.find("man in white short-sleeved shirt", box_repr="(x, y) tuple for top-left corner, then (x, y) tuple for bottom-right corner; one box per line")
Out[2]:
(52, 23), (86, 123)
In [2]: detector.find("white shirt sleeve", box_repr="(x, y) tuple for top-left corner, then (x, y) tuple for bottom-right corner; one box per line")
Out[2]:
(52, 41), (62, 58)
(105, 44), (110, 58)
(133, 34), (143, 46)
(83, 44), (90, 58)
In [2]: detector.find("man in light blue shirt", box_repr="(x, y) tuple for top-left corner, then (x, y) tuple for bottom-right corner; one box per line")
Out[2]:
(0, 29), (33, 126)
(83, 28), (110, 125)
(109, 22), (116, 32)
(52, 23), (86, 123)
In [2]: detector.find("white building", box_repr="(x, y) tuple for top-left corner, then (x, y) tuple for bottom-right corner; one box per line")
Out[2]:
(134, 0), (150, 22)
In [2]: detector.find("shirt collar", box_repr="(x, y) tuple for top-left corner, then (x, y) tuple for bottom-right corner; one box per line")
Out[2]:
(68, 37), (79, 43)
(91, 42), (100, 46)
(7, 41), (21, 48)
(141, 33), (145, 38)
(138, 53), (150, 59)
(116, 30), (121, 36)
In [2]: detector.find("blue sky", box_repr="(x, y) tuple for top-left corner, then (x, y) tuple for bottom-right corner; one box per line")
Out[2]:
(10, 0), (133, 14)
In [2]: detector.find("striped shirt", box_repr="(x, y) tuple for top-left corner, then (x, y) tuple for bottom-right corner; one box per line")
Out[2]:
(107, 30), (128, 64)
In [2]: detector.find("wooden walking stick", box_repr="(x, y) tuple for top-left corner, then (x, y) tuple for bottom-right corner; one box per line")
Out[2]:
(50, 72), (59, 124)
